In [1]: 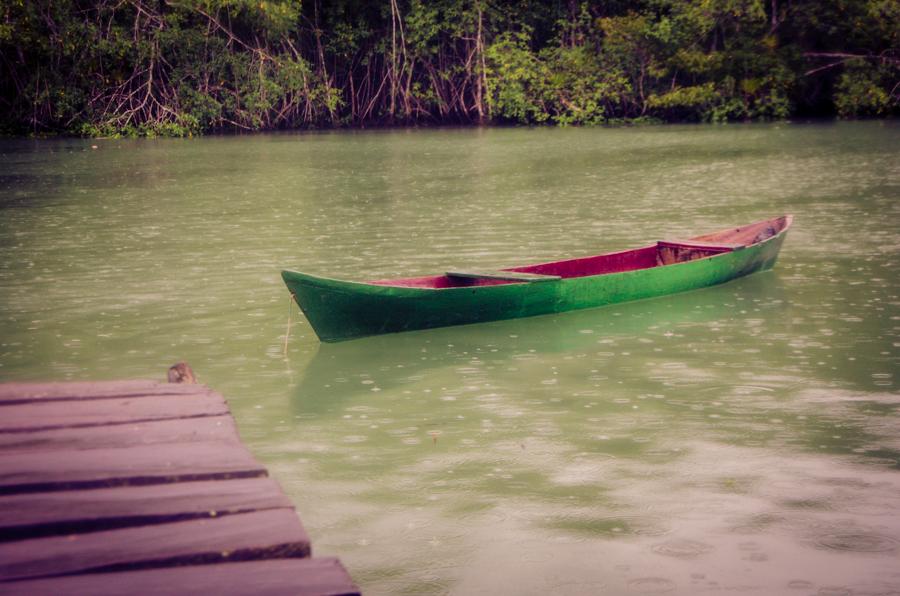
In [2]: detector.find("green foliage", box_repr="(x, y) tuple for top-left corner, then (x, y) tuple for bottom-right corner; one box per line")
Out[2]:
(0, 0), (896, 135)
(834, 63), (895, 117)
(541, 45), (630, 125)
(648, 83), (720, 120)
(485, 31), (548, 123)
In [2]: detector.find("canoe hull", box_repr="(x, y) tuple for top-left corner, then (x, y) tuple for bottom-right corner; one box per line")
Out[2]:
(282, 221), (789, 342)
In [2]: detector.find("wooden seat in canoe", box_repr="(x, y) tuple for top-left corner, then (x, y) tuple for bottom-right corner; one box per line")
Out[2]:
(656, 239), (745, 266)
(445, 270), (562, 283)
(658, 239), (745, 251)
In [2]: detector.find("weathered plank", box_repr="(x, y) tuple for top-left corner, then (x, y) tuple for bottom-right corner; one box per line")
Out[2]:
(0, 509), (311, 582)
(0, 393), (228, 433)
(0, 477), (293, 541)
(0, 558), (359, 596)
(0, 415), (240, 453)
(0, 441), (267, 495)
(0, 380), (206, 405)
(0, 380), (357, 594)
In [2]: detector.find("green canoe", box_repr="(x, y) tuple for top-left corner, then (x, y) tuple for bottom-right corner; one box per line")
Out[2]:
(282, 215), (792, 342)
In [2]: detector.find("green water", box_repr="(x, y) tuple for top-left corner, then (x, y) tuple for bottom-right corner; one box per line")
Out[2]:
(1, 123), (898, 595)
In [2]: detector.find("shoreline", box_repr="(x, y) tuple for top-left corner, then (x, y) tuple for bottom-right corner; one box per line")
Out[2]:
(2, 116), (894, 141)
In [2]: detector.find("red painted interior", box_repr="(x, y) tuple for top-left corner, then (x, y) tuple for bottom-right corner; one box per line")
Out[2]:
(368, 216), (789, 289)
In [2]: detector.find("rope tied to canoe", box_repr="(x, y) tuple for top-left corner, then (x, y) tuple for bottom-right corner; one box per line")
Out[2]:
(283, 292), (295, 358)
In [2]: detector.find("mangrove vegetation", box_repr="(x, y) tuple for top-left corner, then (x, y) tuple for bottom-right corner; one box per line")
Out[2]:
(1, 0), (898, 136)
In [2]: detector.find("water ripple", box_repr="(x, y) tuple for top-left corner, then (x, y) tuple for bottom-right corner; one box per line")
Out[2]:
(650, 538), (714, 559)
(627, 577), (676, 593)
(814, 532), (899, 553)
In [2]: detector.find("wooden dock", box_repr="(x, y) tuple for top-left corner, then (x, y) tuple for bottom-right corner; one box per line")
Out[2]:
(0, 379), (359, 595)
